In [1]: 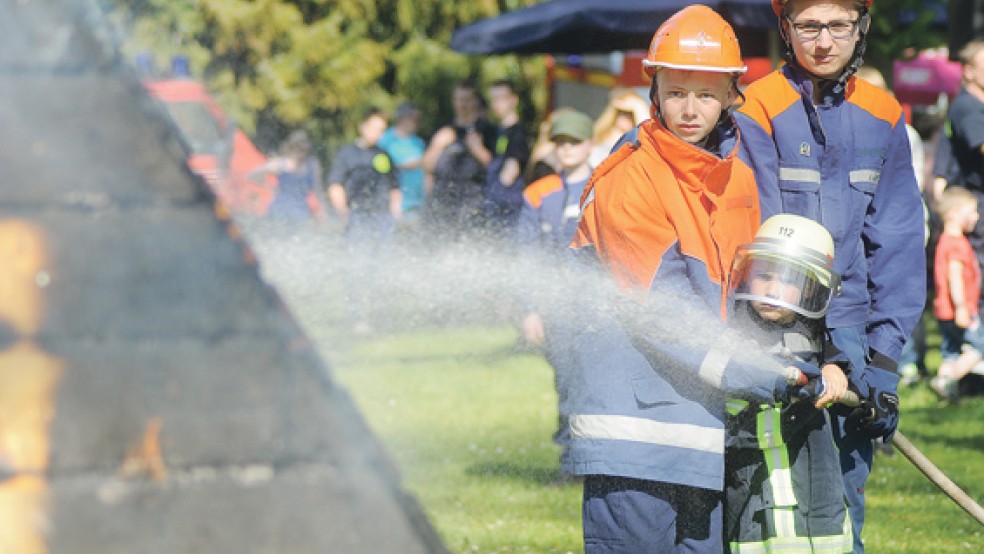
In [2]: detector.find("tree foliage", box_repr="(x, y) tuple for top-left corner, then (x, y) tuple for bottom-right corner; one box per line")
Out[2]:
(103, 0), (947, 155)
(867, 0), (948, 85)
(104, 0), (543, 155)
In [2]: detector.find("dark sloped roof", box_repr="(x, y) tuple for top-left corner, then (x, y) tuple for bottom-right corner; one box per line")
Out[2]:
(0, 1), (445, 552)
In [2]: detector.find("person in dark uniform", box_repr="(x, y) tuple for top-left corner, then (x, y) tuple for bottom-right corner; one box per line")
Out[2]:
(327, 107), (401, 333)
(483, 79), (530, 239)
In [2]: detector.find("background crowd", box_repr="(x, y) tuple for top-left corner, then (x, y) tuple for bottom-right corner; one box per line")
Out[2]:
(247, 38), (984, 411)
(246, 26), (984, 554)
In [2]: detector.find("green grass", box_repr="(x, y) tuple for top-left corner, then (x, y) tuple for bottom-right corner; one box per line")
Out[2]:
(329, 326), (581, 553)
(324, 322), (984, 553)
(250, 227), (984, 552)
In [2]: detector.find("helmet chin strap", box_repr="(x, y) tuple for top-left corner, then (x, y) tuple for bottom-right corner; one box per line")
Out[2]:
(831, 12), (871, 94)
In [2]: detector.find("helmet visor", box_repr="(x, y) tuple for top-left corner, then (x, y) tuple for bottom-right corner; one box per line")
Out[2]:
(730, 252), (836, 319)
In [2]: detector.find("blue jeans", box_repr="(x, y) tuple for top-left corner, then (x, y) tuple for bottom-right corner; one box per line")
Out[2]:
(829, 325), (874, 554)
(938, 318), (984, 361)
(582, 476), (722, 553)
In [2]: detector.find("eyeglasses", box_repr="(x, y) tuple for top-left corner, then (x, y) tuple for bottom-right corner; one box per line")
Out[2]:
(785, 18), (860, 41)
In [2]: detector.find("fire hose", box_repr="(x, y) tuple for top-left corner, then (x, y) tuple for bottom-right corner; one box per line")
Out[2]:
(839, 390), (984, 526)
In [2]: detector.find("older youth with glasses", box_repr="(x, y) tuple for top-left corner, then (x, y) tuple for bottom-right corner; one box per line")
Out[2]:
(734, 0), (925, 551)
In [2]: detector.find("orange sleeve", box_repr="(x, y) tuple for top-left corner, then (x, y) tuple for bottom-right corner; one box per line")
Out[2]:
(573, 159), (676, 291)
(523, 174), (563, 209)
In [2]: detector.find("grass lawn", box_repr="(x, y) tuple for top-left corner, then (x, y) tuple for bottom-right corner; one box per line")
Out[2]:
(253, 228), (982, 553)
(325, 323), (984, 553)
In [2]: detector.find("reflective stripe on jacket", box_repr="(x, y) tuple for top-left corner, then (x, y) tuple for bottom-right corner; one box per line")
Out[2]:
(567, 117), (764, 491)
(725, 310), (852, 553)
(735, 66), (926, 362)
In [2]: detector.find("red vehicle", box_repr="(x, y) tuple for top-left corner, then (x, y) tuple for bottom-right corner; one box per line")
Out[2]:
(141, 58), (273, 216)
(545, 51), (776, 120)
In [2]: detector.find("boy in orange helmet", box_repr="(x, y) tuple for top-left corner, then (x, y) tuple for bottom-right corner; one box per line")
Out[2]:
(569, 5), (817, 552)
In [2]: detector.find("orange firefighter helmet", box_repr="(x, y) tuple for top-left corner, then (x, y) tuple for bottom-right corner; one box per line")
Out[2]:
(643, 5), (747, 78)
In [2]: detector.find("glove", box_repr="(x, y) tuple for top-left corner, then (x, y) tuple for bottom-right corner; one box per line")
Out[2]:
(846, 351), (900, 440)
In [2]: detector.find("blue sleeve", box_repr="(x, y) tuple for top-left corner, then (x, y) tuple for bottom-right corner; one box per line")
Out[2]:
(610, 125), (640, 154)
(734, 112), (781, 222)
(516, 200), (539, 247)
(619, 292), (789, 403)
(568, 244), (788, 403)
(864, 114), (927, 361)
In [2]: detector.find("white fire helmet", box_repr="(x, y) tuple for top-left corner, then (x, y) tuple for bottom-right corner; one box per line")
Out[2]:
(730, 214), (842, 319)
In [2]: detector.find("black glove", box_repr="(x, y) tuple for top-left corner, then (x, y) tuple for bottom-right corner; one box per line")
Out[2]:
(846, 351), (900, 440)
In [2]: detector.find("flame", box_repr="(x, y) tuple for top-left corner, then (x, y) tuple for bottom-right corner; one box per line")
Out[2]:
(0, 220), (62, 554)
(120, 418), (168, 483)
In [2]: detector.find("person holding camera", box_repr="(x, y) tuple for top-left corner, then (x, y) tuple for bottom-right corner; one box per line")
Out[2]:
(422, 79), (496, 243)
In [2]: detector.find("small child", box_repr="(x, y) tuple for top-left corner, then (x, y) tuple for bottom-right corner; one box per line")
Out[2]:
(931, 187), (983, 403)
(725, 214), (853, 553)
(515, 109), (595, 479)
(249, 129), (326, 222)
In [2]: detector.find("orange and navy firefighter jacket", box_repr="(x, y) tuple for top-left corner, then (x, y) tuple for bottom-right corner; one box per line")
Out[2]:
(735, 66), (926, 389)
(567, 117), (788, 491)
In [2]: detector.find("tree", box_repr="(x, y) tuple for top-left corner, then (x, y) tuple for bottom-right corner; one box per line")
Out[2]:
(104, 0), (545, 157)
(103, 0), (946, 158)
(867, 0), (948, 86)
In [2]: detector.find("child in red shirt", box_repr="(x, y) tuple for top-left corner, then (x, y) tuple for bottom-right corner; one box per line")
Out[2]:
(932, 186), (983, 402)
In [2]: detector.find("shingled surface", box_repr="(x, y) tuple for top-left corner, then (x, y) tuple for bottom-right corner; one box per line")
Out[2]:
(0, 1), (446, 552)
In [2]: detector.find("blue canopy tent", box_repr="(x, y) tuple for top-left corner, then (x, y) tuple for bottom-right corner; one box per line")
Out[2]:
(450, 0), (779, 56)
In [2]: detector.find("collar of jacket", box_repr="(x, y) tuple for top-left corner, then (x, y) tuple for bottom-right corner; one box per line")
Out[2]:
(783, 64), (845, 107)
(640, 116), (740, 196)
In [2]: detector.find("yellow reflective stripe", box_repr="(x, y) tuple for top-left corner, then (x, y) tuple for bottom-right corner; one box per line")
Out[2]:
(756, 405), (783, 449)
(569, 414), (724, 454)
(774, 506), (797, 537)
(771, 466), (796, 508)
(731, 533), (853, 553)
(730, 516), (852, 553)
(727, 398), (749, 415)
(731, 413), (854, 553)
(757, 407), (796, 508)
